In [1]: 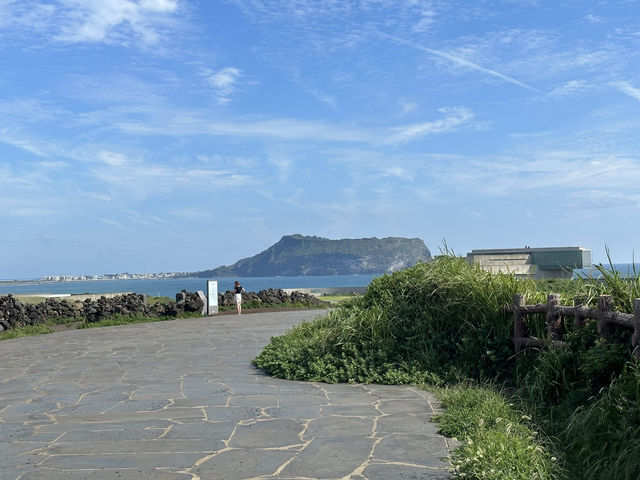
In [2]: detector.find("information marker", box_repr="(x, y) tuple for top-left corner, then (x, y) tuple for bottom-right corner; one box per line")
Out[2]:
(207, 280), (219, 315)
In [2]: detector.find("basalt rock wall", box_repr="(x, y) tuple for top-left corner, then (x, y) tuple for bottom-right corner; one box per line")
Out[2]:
(0, 291), (204, 332)
(217, 288), (327, 307)
(0, 289), (326, 332)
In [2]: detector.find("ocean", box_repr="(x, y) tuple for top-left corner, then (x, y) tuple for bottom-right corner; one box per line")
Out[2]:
(0, 274), (381, 298)
(573, 263), (639, 279)
(2, 263), (638, 298)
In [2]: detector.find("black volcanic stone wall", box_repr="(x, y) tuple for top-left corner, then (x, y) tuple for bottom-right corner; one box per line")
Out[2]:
(0, 289), (325, 332)
(0, 292), (204, 332)
(217, 288), (326, 307)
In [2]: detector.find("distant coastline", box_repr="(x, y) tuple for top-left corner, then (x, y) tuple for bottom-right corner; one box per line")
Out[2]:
(0, 274), (380, 298)
(0, 275), (193, 286)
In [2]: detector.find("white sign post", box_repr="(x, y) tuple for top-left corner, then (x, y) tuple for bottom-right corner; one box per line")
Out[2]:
(207, 280), (219, 315)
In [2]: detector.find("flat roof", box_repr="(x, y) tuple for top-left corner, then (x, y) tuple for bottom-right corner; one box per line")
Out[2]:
(469, 247), (589, 254)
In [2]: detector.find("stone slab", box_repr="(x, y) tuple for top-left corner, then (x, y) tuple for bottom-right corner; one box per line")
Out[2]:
(0, 310), (456, 479)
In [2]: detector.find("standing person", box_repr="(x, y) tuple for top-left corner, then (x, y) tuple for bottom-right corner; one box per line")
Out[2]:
(233, 281), (245, 315)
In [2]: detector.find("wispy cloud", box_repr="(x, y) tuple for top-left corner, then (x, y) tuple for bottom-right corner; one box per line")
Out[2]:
(1, 0), (181, 46)
(387, 107), (474, 144)
(87, 150), (258, 201)
(434, 151), (640, 199)
(56, 0), (180, 44)
(114, 107), (478, 146)
(611, 81), (640, 101)
(268, 155), (294, 183)
(377, 31), (540, 92)
(0, 129), (48, 157)
(203, 67), (243, 104)
(547, 80), (590, 98)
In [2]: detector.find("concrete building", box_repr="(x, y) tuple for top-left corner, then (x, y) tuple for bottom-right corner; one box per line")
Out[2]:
(466, 246), (592, 279)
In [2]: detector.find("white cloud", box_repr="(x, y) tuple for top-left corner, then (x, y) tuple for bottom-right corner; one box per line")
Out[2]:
(548, 80), (589, 98)
(584, 14), (603, 24)
(387, 106), (474, 144)
(205, 67), (243, 104)
(268, 155), (294, 182)
(435, 152), (640, 198)
(98, 150), (129, 167)
(397, 98), (418, 114)
(0, 129), (48, 156)
(382, 166), (413, 182)
(54, 0), (179, 45)
(87, 151), (258, 201)
(611, 81), (640, 101)
(412, 10), (436, 32)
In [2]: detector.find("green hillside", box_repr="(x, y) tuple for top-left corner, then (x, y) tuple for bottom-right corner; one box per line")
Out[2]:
(195, 234), (431, 277)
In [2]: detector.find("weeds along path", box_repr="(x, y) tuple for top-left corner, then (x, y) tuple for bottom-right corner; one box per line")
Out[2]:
(0, 309), (456, 480)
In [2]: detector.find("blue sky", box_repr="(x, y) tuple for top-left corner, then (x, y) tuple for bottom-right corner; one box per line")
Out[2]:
(1, 0), (639, 279)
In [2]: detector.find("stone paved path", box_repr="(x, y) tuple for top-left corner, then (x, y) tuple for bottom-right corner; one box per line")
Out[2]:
(0, 310), (455, 480)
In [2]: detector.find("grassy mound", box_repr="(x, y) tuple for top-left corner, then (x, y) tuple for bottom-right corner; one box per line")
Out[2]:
(254, 256), (536, 384)
(253, 255), (640, 480)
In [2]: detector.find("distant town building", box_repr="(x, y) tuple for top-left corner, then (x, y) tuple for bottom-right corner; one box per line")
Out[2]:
(466, 246), (592, 279)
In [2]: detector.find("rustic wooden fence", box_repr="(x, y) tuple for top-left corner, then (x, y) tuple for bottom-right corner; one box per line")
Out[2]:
(510, 294), (640, 358)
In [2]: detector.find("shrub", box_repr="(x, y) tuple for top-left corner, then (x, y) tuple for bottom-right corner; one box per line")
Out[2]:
(435, 385), (559, 480)
(254, 256), (534, 384)
(559, 361), (640, 480)
(253, 253), (640, 480)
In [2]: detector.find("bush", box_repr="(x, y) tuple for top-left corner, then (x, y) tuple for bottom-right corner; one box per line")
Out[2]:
(253, 254), (640, 480)
(435, 385), (559, 480)
(254, 256), (534, 384)
(559, 361), (640, 480)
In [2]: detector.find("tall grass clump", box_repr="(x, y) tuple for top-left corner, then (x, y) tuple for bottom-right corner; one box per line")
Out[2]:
(435, 385), (559, 480)
(511, 253), (640, 480)
(590, 250), (640, 312)
(254, 256), (537, 384)
(253, 253), (640, 480)
(558, 360), (640, 480)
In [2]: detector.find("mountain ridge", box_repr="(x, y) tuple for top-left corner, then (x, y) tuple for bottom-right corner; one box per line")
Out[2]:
(194, 234), (431, 277)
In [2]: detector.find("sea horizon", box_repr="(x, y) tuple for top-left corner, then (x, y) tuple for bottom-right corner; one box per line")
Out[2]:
(0, 274), (382, 298)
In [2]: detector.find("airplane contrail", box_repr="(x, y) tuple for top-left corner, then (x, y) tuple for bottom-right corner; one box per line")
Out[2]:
(377, 31), (540, 93)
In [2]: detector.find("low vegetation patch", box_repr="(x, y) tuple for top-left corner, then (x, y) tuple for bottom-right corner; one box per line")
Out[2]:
(435, 385), (558, 480)
(77, 312), (202, 329)
(318, 294), (362, 305)
(0, 312), (201, 340)
(0, 324), (54, 340)
(253, 255), (640, 480)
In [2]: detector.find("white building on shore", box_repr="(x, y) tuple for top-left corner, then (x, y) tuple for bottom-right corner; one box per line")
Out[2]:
(466, 246), (592, 279)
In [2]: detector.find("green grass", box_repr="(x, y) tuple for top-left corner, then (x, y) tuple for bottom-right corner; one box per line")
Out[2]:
(318, 294), (361, 305)
(434, 385), (558, 480)
(252, 254), (640, 480)
(254, 256), (533, 383)
(0, 312), (202, 340)
(0, 324), (54, 340)
(147, 295), (173, 304)
(77, 312), (202, 329)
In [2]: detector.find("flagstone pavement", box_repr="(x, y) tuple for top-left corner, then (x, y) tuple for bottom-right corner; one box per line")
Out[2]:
(1, 310), (456, 480)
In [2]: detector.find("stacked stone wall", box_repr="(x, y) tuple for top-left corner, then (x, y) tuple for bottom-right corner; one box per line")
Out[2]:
(0, 291), (204, 332)
(217, 288), (326, 307)
(0, 289), (326, 332)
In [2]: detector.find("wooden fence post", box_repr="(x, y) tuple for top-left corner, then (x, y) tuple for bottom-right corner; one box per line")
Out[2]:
(633, 299), (640, 359)
(597, 295), (614, 340)
(573, 296), (586, 329)
(546, 294), (563, 341)
(513, 294), (526, 355)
